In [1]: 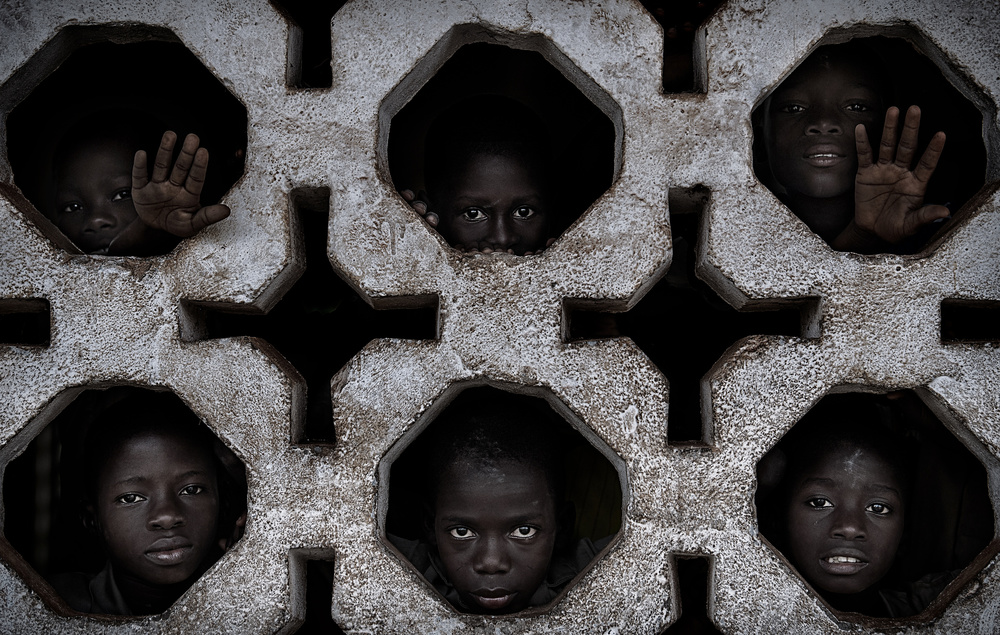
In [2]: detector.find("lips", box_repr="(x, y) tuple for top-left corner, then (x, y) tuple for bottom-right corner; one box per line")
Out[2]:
(145, 537), (194, 565)
(802, 144), (849, 168)
(470, 589), (517, 611)
(818, 549), (868, 575)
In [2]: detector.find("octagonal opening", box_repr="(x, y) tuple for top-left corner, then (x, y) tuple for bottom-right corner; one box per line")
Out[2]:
(386, 38), (617, 256)
(751, 34), (988, 255)
(5, 26), (247, 256)
(381, 386), (623, 615)
(2, 386), (248, 616)
(755, 391), (996, 621)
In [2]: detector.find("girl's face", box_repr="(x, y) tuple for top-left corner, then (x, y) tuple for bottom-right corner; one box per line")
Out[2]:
(785, 445), (904, 595)
(433, 459), (557, 614)
(93, 431), (220, 588)
(763, 56), (883, 201)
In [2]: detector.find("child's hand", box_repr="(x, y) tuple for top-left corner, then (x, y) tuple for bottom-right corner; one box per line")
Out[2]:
(132, 131), (231, 238)
(400, 189), (438, 227)
(847, 106), (949, 246)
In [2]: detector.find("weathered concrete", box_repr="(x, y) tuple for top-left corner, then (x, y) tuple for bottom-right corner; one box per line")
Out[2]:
(0, 0), (997, 633)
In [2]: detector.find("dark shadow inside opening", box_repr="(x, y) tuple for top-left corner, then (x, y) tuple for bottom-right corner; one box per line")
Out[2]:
(941, 300), (1000, 343)
(269, 0), (348, 88)
(194, 190), (437, 443)
(660, 555), (722, 634)
(569, 188), (804, 445)
(0, 299), (50, 346)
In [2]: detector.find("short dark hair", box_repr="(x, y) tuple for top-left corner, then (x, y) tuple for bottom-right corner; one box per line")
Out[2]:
(423, 96), (554, 205)
(423, 390), (567, 507)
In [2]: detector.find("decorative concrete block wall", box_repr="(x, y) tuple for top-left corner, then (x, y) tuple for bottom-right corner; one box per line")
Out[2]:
(0, 0), (998, 633)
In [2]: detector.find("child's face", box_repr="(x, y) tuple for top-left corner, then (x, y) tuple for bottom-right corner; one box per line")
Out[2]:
(52, 139), (138, 254)
(93, 431), (220, 588)
(763, 56), (882, 201)
(785, 445), (904, 596)
(433, 458), (558, 614)
(435, 152), (551, 255)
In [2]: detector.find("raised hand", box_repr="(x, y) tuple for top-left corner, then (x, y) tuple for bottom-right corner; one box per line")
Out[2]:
(851, 105), (949, 245)
(132, 131), (231, 237)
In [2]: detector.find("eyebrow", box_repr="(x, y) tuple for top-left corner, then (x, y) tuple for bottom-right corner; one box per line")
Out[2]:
(440, 513), (545, 524)
(112, 470), (208, 488)
(800, 477), (901, 497)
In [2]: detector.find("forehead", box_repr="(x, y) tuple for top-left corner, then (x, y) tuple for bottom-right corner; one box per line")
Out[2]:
(450, 151), (541, 188)
(57, 137), (134, 176)
(99, 430), (215, 484)
(775, 54), (882, 97)
(794, 445), (901, 491)
(435, 459), (554, 508)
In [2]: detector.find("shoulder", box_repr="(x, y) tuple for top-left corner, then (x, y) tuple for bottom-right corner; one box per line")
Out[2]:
(47, 563), (132, 615)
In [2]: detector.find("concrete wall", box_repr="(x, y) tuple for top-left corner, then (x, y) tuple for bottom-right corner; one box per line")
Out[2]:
(0, 0), (998, 633)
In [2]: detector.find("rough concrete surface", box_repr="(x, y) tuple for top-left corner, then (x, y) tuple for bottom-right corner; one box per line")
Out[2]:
(0, 0), (997, 633)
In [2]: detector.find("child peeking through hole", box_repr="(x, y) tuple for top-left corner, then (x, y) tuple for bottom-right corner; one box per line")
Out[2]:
(49, 393), (246, 615)
(47, 110), (230, 256)
(760, 41), (949, 254)
(389, 396), (610, 614)
(761, 406), (961, 618)
(401, 96), (559, 256)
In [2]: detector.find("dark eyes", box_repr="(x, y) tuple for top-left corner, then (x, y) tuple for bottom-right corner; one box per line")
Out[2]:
(181, 485), (206, 496)
(512, 206), (536, 220)
(460, 206), (539, 221)
(778, 104), (806, 114)
(115, 493), (146, 505)
(60, 202), (84, 214)
(805, 497), (833, 509)
(510, 525), (538, 539)
(461, 208), (486, 221)
(112, 188), (132, 201)
(866, 502), (892, 515)
(846, 103), (872, 113)
(449, 526), (475, 539)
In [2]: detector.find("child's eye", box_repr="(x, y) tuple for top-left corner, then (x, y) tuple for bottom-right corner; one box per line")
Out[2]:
(180, 485), (205, 496)
(112, 189), (132, 201)
(846, 103), (871, 113)
(60, 202), (84, 214)
(778, 104), (805, 114)
(806, 497), (833, 509)
(509, 525), (538, 539)
(461, 208), (487, 221)
(115, 493), (146, 505)
(448, 526), (476, 539)
(866, 502), (892, 515)
(511, 206), (537, 220)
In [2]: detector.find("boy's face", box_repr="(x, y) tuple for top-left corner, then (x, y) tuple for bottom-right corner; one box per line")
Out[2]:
(785, 445), (904, 596)
(763, 56), (882, 201)
(434, 152), (551, 255)
(433, 459), (558, 614)
(52, 138), (138, 254)
(93, 431), (220, 588)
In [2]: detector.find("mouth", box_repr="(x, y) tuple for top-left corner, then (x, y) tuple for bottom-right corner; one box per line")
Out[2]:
(819, 553), (868, 575)
(145, 539), (194, 565)
(470, 589), (517, 612)
(802, 145), (849, 168)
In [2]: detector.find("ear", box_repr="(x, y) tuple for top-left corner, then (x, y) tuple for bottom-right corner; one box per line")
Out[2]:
(219, 511), (247, 551)
(422, 503), (436, 546)
(82, 504), (100, 536)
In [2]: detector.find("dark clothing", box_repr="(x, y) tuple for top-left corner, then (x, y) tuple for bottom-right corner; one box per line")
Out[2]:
(389, 534), (610, 611)
(880, 570), (959, 618)
(49, 562), (132, 615)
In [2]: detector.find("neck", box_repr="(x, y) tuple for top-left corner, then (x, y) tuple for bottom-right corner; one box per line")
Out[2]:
(783, 191), (853, 243)
(112, 565), (193, 615)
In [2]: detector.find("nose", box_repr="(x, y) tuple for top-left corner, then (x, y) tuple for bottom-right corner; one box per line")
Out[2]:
(830, 507), (866, 541)
(472, 535), (510, 574)
(806, 104), (844, 135)
(83, 201), (120, 233)
(147, 497), (185, 531)
(485, 214), (516, 250)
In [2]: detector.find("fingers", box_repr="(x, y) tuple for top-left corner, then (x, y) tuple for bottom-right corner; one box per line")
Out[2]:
(400, 189), (415, 202)
(183, 147), (211, 196)
(169, 133), (201, 187)
(877, 106), (900, 165)
(913, 130), (946, 183)
(907, 204), (950, 235)
(151, 131), (178, 182)
(132, 150), (149, 189)
(424, 212), (439, 227)
(893, 105), (921, 168)
(184, 204), (232, 237)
